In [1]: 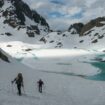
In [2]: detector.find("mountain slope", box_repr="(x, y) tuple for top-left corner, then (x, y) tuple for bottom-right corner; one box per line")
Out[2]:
(37, 16), (105, 49)
(80, 17), (105, 36)
(0, 0), (105, 49)
(0, 0), (49, 40)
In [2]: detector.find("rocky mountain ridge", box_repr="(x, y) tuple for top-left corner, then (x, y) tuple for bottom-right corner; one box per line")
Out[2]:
(68, 17), (105, 36)
(0, 0), (49, 37)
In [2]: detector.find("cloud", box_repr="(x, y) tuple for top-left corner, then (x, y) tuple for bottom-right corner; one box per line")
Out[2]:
(24, 0), (105, 30)
(67, 7), (82, 16)
(86, 0), (98, 7)
(50, 0), (65, 5)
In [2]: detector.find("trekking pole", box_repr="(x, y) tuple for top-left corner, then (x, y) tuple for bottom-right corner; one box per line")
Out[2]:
(11, 81), (14, 93)
(43, 84), (46, 93)
(22, 86), (25, 94)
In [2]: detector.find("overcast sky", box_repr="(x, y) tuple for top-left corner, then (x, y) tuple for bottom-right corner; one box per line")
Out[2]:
(23, 0), (105, 30)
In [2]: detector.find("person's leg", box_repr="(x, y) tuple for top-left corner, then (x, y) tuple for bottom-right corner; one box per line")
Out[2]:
(38, 86), (40, 92)
(40, 86), (42, 93)
(39, 86), (41, 93)
(17, 85), (21, 96)
(41, 86), (43, 93)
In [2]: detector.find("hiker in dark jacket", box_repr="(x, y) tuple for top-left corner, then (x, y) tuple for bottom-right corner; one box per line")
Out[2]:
(12, 73), (24, 96)
(37, 79), (44, 93)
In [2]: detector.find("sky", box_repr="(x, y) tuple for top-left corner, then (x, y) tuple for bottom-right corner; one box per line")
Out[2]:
(23, 0), (105, 30)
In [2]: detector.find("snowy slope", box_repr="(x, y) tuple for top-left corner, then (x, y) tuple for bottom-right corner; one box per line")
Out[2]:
(41, 24), (105, 49)
(1, 45), (105, 105)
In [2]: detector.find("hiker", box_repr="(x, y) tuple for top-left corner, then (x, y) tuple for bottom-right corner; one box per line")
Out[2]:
(11, 73), (24, 96)
(37, 79), (44, 93)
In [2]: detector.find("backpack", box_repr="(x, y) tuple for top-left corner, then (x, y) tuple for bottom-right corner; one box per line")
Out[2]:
(15, 73), (23, 86)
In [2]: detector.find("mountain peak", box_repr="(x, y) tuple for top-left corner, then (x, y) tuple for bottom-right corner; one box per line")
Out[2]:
(0, 0), (49, 37)
(68, 23), (84, 34)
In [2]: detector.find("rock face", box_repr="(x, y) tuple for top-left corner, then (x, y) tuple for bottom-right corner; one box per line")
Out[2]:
(11, 0), (49, 27)
(0, 49), (10, 62)
(0, 0), (50, 37)
(68, 17), (105, 36)
(0, 0), (4, 7)
(80, 17), (105, 36)
(68, 23), (84, 34)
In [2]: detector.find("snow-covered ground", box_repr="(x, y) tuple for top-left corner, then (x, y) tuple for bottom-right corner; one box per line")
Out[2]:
(1, 45), (105, 105)
(0, 41), (102, 76)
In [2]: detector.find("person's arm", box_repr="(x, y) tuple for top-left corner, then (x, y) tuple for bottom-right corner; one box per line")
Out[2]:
(11, 78), (16, 84)
(42, 81), (44, 85)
